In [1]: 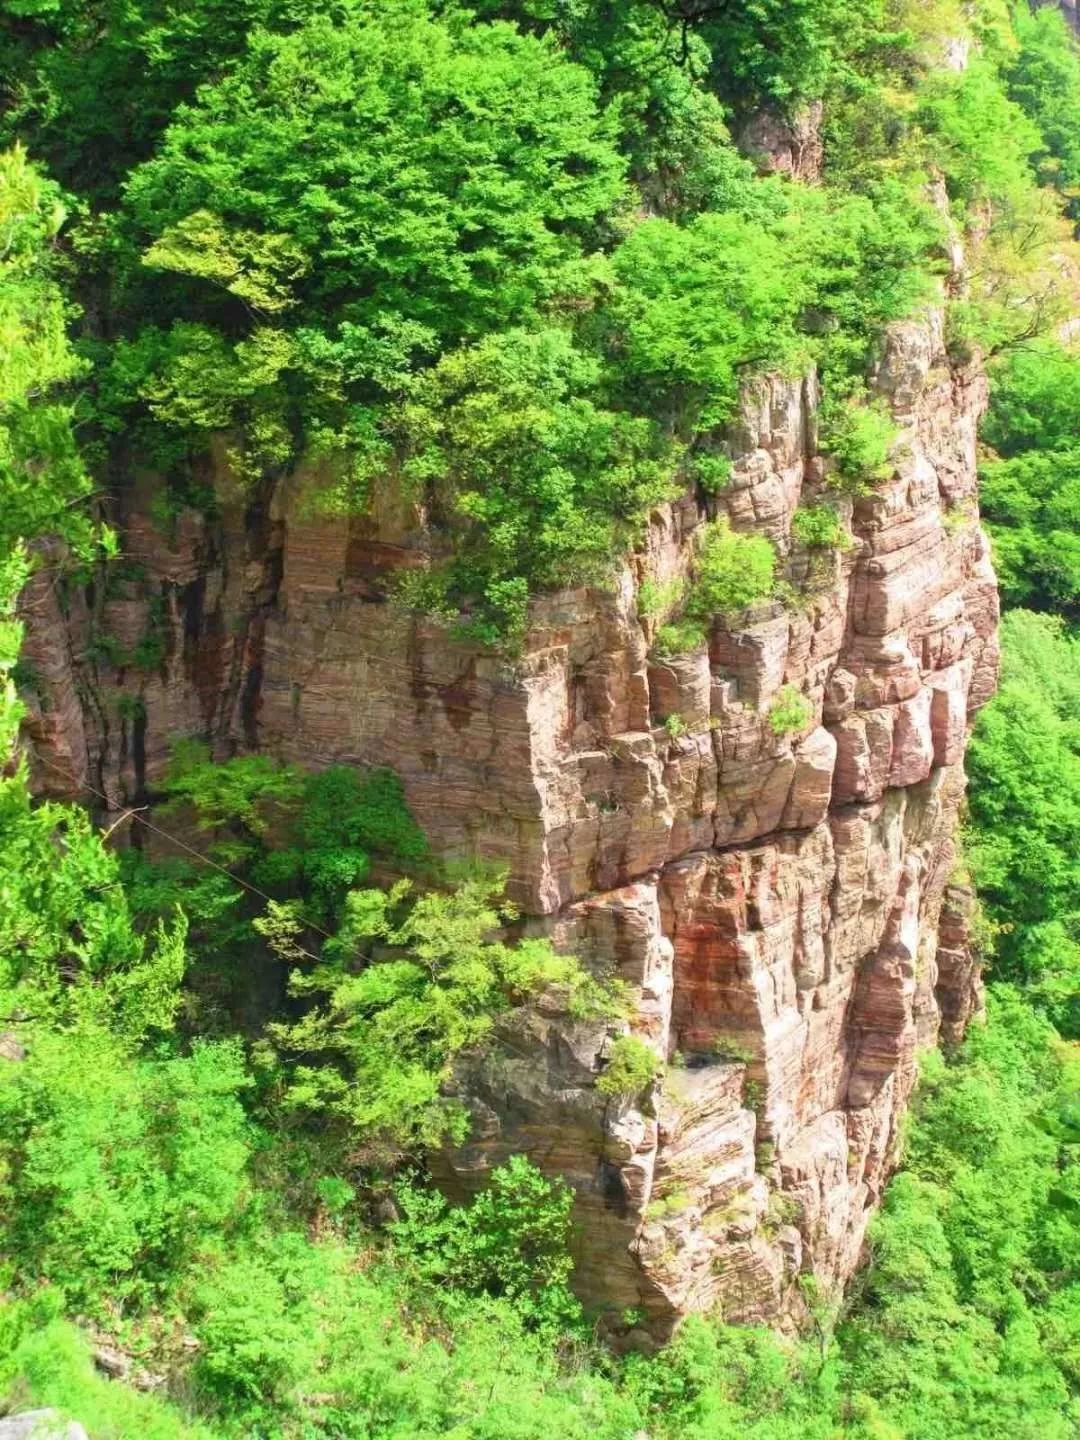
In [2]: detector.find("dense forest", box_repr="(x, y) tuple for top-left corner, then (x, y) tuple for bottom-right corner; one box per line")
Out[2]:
(0, 0), (1077, 1435)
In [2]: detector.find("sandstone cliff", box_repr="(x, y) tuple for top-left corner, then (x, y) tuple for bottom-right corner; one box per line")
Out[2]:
(17, 295), (996, 1339)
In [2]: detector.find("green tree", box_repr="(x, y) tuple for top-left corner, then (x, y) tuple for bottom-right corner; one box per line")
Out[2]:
(966, 611), (1080, 1034)
(607, 210), (805, 431)
(394, 327), (677, 640)
(980, 342), (1080, 611)
(0, 146), (93, 559)
(1006, 5), (1080, 213)
(265, 875), (618, 1155)
(107, 7), (627, 486)
(839, 990), (1079, 1439)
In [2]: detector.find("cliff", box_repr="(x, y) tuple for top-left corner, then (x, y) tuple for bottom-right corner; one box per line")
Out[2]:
(18, 291), (997, 1338)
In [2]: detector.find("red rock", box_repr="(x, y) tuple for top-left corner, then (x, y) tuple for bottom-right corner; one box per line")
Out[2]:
(19, 303), (996, 1340)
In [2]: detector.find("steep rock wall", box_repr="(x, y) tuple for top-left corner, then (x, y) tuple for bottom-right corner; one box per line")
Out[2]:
(18, 305), (996, 1339)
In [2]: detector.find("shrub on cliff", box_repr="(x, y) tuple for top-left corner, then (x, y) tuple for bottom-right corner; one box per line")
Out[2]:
(262, 876), (621, 1155)
(980, 341), (1080, 612)
(391, 326), (679, 641)
(819, 395), (896, 493)
(791, 503), (852, 550)
(686, 519), (777, 622)
(768, 685), (814, 736)
(109, 8), (626, 486)
(607, 211), (807, 431)
(596, 1034), (661, 1099)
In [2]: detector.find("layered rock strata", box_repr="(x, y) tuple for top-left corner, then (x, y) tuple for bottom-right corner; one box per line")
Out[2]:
(18, 306), (996, 1337)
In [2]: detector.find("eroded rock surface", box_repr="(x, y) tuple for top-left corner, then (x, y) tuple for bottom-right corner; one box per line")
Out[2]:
(18, 307), (995, 1337)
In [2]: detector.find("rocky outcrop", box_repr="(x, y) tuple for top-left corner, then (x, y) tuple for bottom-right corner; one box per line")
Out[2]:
(1051, 0), (1079, 34)
(0, 1414), (89, 1440)
(737, 101), (824, 181)
(17, 301), (996, 1339)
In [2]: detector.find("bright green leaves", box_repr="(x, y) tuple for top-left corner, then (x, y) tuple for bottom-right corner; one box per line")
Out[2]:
(163, 739), (302, 838)
(768, 684), (814, 736)
(394, 327), (678, 641)
(651, 519), (777, 656)
(790, 503), (851, 550)
(839, 991), (1079, 1439)
(608, 211), (805, 431)
(595, 1034), (661, 1099)
(391, 1154), (581, 1333)
(694, 0), (889, 107)
(0, 548), (31, 759)
(0, 1031), (251, 1311)
(687, 518), (777, 622)
(917, 59), (1044, 208)
(108, 7), (636, 579)
(1006, 4), (1080, 212)
(0, 146), (92, 558)
(980, 450), (1080, 612)
(143, 210), (309, 313)
(983, 339), (1080, 456)
(966, 612), (1080, 1036)
(122, 10), (626, 344)
(980, 341), (1080, 613)
(86, 5), (955, 643)
(265, 875), (618, 1156)
(0, 779), (189, 1039)
(818, 394), (897, 493)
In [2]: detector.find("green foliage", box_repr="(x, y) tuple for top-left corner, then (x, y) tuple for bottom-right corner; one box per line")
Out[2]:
(1006, 5), (1080, 211)
(819, 395), (896, 493)
(0, 776), (188, 1038)
(0, 1301), (214, 1439)
(608, 210), (805, 431)
(965, 611), (1080, 1034)
(647, 520), (775, 657)
(983, 340), (1080, 455)
(157, 746), (427, 907)
(980, 342), (1080, 611)
(791, 503), (851, 550)
(637, 575), (686, 620)
(0, 146), (93, 559)
(393, 327), (677, 639)
(291, 763), (429, 879)
(654, 619), (708, 656)
(163, 739), (302, 838)
(917, 59), (1044, 208)
(391, 1155), (580, 1332)
(694, 0), (889, 108)
(104, 7), (627, 496)
(0, 1029), (251, 1311)
(2, 3), (1080, 1437)
(839, 989), (1079, 1439)
(266, 876), (618, 1154)
(981, 449), (1080, 611)
(123, 11), (625, 342)
(693, 453), (734, 495)
(768, 685), (814, 737)
(793, 177), (945, 383)
(596, 1034), (660, 1098)
(685, 519), (777, 623)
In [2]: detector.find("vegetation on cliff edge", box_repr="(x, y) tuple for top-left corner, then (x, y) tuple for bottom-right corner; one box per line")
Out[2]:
(0, 0), (1078, 1435)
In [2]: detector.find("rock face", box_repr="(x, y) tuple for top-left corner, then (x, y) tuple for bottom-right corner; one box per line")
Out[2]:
(18, 306), (996, 1339)
(0, 1413), (89, 1440)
